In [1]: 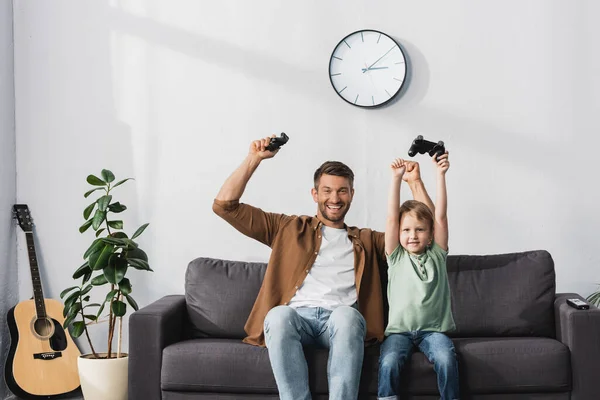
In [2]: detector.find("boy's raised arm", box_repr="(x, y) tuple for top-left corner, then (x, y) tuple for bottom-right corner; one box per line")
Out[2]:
(385, 159), (406, 255)
(403, 161), (436, 215)
(433, 152), (450, 251)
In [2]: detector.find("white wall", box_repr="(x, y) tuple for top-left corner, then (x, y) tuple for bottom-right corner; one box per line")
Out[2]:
(0, 0), (16, 399)
(12, 0), (600, 354)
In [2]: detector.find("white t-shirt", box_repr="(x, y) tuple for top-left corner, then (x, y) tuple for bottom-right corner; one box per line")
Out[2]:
(288, 225), (356, 309)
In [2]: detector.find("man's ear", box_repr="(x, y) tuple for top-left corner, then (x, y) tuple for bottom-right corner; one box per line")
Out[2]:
(311, 187), (318, 203)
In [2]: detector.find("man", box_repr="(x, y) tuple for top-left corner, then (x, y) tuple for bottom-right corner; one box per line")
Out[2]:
(213, 135), (434, 400)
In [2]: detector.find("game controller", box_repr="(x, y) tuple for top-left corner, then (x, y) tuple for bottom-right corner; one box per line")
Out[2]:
(265, 132), (289, 152)
(407, 135), (446, 160)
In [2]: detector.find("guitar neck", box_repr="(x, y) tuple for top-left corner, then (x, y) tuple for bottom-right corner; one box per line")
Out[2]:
(25, 232), (47, 319)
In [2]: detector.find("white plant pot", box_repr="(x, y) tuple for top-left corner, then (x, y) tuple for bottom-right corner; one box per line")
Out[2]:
(77, 353), (128, 400)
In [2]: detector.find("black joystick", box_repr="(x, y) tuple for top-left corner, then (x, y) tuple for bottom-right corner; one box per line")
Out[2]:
(408, 135), (446, 160)
(265, 132), (289, 152)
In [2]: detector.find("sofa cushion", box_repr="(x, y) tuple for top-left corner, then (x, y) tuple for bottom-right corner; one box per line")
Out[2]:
(161, 337), (569, 395)
(447, 250), (556, 337)
(185, 258), (266, 338)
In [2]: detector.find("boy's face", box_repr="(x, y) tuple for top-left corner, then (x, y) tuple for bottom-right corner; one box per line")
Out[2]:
(311, 174), (354, 228)
(399, 211), (433, 255)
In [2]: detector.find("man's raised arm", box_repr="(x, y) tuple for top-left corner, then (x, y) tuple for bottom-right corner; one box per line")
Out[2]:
(216, 135), (278, 201)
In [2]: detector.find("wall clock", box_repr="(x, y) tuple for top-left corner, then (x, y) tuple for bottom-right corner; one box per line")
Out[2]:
(329, 29), (407, 108)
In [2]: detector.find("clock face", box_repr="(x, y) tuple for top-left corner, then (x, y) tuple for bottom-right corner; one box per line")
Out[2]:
(329, 30), (407, 108)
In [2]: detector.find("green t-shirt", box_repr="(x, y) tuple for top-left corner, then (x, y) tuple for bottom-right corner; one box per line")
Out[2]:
(385, 242), (456, 335)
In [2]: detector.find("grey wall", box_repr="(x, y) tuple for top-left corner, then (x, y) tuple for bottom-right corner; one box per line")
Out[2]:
(0, 0), (16, 398)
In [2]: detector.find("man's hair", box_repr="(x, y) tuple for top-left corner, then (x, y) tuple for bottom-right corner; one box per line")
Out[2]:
(399, 200), (434, 231)
(313, 161), (355, 189)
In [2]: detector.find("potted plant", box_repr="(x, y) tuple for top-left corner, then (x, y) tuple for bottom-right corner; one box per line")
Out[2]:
(587, 286), (600, 307)
(60, 169), (151, 400)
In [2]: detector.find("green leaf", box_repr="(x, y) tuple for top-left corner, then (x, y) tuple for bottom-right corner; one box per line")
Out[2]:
(112, 178), (132, 189)
(91, 274), (108, 286)
(92, 210), (106, 230)
(105, 289), (118, 302)
(63, 290), (82, 311)
(66, 302), (82, 318)
(73, 262), (91, 278)
(125, 294), (139, 311)
(69, 321), (85, 338)
(131, 223), (149, 239)
(89, 244), (114, 270)
(60, 286), (79, 299)
(82, 271), (92, 285)
(83, 314), (98, 321)
(101, 169), (115, 183)
(86, 175), (106, 186)
(79, 219), (93, 233)
(83, 303), (101, 309)
(108, 220), (123, 229)
(80, 284), (93, 296)
(108, 202), (127, 213)
(128, 258), (151, 271)
(83, 239), (104, 259)
(118, 278), (132, 295)
(127, 248), (148, 261)
(83, 295), (90, 302)
(63, 313), (76, 329)
(64, 295), (79, 313)
(97, 195), (112, 212)
(84, 187), (104, 198)
(111, 232), (128, 239)
(95, 228), (106, 237)
(100, 237), (128, 247)
(104, 255), (127, 284)
(83, 202), (96, 220)
(112, 300), (127, 317)
(96, 302), (106, 318)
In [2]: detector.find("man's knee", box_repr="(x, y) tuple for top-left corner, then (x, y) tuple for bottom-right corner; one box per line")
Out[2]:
(329, 306), (366, 336)
(264, 306), (299, 341)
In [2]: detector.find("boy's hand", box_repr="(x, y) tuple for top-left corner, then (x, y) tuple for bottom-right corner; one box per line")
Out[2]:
(434, 151), (450, 174)
(390, 158), (407, 178)
(249, 135), (278, 160)
(402, 161), (421, 183)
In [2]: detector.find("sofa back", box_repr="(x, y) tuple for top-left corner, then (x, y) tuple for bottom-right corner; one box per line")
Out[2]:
(185, 250), (556, 339)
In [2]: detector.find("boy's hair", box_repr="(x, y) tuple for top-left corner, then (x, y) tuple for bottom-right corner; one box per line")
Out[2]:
(399, 200), (434, 231)
(313, 161), (354, 189)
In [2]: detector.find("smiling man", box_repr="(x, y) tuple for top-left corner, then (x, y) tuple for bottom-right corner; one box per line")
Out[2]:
(212, 135), (434, 400)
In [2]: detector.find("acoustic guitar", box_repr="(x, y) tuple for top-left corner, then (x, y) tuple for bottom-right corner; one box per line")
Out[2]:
(5, 204), (81, 399)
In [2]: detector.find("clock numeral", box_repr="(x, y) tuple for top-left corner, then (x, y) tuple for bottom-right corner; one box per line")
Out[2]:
(330, 73), (341, 77)
(332, 56), (343, 61)
(395, 61), (405, 64)
(385, 89), (391, 97)
(339, 86), (348, 94)
(343, 40), (351, 49)
(394, 78), (403, 82)
(355, 94), (359, 104)
(372, 96), (375, 105)
(377, 33), (381, 44)
(361, 32), (364, 42)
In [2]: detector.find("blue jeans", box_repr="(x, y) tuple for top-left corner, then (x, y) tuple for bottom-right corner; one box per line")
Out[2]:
(378, 331), (459, 400)
(264, 305), (366, 400)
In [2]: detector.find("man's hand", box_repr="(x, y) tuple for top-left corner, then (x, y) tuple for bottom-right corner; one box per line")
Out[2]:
(434, 151), (450, 175)
(390, 158), (407, 179)
(249, 135), (279, 160)
(402, 161), (421, 183)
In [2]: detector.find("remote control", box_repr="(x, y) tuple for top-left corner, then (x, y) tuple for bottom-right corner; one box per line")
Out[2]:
(265, 132), (289, 152)
(566, 298), (589, 310)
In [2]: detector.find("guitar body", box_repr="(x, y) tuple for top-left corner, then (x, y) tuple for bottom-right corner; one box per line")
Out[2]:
(5, 298), (81, 399)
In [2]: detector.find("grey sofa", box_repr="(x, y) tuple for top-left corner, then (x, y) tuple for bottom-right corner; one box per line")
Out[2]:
(129, 250), (600, 399)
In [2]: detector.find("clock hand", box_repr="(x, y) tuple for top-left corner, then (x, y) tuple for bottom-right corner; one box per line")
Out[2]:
(361, 66), (389, 72)
(363, 45), (397, 73)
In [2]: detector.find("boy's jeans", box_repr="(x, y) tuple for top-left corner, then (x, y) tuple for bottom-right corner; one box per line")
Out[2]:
(264, 305), (366, 400)
(378, 331), (459, 400)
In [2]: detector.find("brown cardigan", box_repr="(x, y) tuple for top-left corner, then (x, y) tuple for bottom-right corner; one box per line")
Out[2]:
(213, 198), (386, 347)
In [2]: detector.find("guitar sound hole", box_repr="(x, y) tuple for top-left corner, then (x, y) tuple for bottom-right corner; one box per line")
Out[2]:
(33, 318), (54, 338)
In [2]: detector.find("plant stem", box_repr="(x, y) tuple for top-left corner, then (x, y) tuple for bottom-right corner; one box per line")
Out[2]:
(78, 297), (98, 358)
(107, 284), (115, 358)
(117, 293), (123, 358)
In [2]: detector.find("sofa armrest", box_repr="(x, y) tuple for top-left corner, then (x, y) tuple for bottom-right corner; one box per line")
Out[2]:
(128, 295), (187, 400)
(555, 293), (600, 399)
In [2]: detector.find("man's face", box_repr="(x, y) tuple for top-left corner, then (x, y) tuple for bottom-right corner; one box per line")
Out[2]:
(311, 174), (354, 228)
